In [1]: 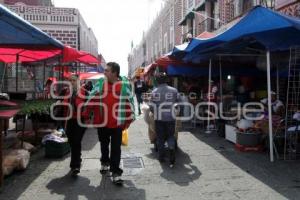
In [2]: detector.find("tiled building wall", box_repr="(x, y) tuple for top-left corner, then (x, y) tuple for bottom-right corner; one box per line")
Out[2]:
(278, 1), (300, 17)
(174, 0), (183, 45)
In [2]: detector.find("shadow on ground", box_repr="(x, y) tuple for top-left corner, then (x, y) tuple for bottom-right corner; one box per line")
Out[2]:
(46, 174), (103, 200)
(187, 124), (300, 199)
(0, 128), (98, 199)
(47, 173), (146, 200)
(0, 149), (68, 199)
(145, 143), (202, 187)
(159, 147), (202, 186)
(81, 128), (99, 151)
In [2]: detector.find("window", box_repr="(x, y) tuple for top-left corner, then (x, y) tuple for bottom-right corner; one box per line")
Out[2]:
(154, 42), (158, 58)
(170, 28), (174, 49)
(164, 33), (168, 54)
(213, 1), (220, 30)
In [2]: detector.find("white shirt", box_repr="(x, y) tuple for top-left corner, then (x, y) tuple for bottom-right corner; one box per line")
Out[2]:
(261, 98), (284, 113)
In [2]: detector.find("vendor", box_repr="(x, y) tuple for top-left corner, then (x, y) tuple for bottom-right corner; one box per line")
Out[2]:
(260, 91), (285, 117)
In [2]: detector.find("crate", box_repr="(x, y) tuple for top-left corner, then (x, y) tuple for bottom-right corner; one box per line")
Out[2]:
(235, 143), (264, 152)
(236, 131), (262, 147)
(45, 140), (70, 158)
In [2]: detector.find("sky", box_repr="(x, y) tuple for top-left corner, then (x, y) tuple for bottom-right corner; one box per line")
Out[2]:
(55, 0), (164, 76)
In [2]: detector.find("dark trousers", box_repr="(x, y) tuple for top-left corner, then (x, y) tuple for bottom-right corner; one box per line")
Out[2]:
(97, 127), (123, 175)
(136, 93), (143, 114)
(66, 118), (86, 169)
(155, 120), (176, 158)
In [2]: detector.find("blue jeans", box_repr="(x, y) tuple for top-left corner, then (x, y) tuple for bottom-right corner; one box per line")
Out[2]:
(154, 120), (176, 158)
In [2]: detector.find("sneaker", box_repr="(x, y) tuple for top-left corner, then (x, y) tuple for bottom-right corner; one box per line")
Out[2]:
(100, 164), (109, 174)
(112, 174), (124, 185)
(70, 168), (80, 177)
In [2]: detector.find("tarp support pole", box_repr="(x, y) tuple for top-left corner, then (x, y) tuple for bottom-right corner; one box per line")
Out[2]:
(267, 51), (274, 162)
(276, 65), (279, 98)
(16, 54), (19, 92)
(219, 57), (223, 103)
(1, 63), (7, 92)
(33, 66), (36, 99)
(205, 59), (212, 134)
(43, 61), (46, 91)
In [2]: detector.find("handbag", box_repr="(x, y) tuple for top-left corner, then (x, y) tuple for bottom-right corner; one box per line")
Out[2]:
(122, 129), (128, 146)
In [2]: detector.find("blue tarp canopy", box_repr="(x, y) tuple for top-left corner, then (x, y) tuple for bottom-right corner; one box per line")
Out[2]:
(87, 65), (104, 73)
(171, 6), (300, 63)
(0, 4), (63, 48)
(167, 64), (271, 77)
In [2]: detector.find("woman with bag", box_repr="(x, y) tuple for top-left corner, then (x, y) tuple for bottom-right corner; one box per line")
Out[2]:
(62, 75), (88, 177)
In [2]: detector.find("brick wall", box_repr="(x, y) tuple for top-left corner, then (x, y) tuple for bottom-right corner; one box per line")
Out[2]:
(43, 29), (78, 48)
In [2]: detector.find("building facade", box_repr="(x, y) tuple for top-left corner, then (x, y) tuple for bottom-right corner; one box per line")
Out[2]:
(4, 0), (53, 6)
(128, 0), (300, 78)
(5, 2), (98, 55)
(0, 1), (99, 95)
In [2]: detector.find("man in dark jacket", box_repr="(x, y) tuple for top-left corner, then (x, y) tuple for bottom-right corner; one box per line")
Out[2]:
(134, 76), (147, 115)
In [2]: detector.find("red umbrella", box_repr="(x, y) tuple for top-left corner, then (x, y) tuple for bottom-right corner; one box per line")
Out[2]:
(196, 31), (215, 39)
(76, 53), (99, 65)
(0, 46), (61, 63)
(77, 72), (104, 80)
(62, 46), (99, 65)
(155, 55), (184, 67)
(143, 63), (157, 76)
(0, 100), (18, 107)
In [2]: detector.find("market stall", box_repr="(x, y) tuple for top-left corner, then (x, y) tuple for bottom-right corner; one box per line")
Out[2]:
(0, 3), (64, 186)
(170, 6), (300, 162)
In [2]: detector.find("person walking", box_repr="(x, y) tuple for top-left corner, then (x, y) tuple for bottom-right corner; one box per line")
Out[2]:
(150, 72), (180, 168)
(62, 75), (88, 177)
(134, 76), (147, 115)
(87, 62), (135, 185)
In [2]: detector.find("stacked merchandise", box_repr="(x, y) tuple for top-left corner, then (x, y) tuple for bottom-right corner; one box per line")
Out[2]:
(42, 129), (70, 158)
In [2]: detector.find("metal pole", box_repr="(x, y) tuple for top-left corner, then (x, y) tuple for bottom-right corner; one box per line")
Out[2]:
(276, 65), (279, 99)
(267, 51), (274, 162)
(43, 61), (46, 91)
(205, 59), (212, 134)
(33, 66), (36, 99)
(16, 54), (19, 92)
(1, 63), (7, 92)
(219, 57), (223, 103)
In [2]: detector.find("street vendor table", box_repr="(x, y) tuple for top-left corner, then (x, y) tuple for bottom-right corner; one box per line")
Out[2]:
(0, 109), (20, 187)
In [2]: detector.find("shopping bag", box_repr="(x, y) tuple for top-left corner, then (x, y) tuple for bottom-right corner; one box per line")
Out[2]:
(122, 129), (128, 146)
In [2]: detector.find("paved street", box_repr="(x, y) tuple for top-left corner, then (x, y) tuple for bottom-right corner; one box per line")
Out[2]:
(1, 116), (300, 200)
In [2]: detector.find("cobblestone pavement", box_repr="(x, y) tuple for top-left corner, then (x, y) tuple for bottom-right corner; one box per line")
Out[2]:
(1, 116), (300, 200)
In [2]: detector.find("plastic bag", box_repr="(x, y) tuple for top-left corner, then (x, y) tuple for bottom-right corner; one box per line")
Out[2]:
(3, 149), (30, 175)
(13, 141), (36, 153)
(122, 129), (128, 146)
(3, 155), (19, 176)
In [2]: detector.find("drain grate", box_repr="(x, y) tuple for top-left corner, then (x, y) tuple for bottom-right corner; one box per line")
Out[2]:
(121, 157), (144, 169)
